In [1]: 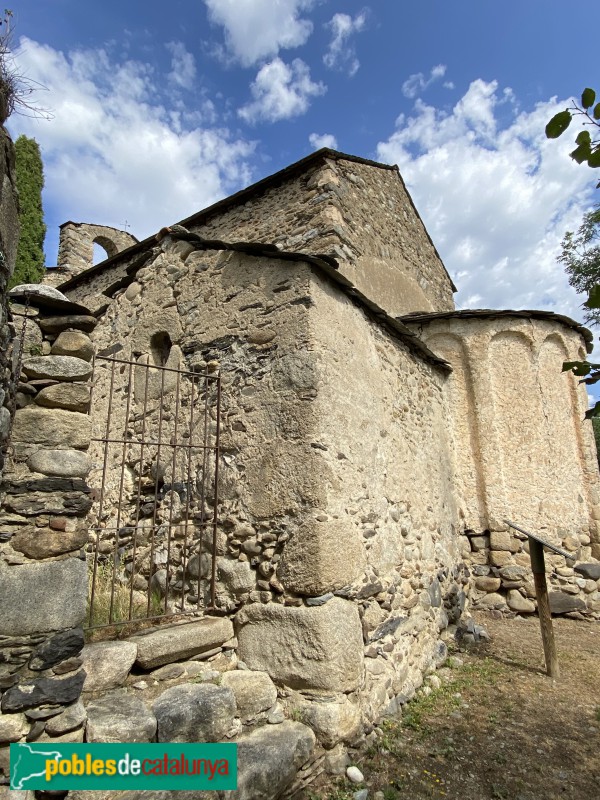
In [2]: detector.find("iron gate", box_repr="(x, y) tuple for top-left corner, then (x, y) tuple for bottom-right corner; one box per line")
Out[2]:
(86, 354), (221, 630)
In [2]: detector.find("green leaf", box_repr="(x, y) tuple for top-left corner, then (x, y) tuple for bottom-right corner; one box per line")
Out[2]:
(545, 110), (572, 139)
(587, 148), (600, 168)
(562, 360), (592, 376)
(585, 400), (600, 419)
(576, 130), (592, 145)
(585, 284), (600, 308)
(570, 143), (591, 164)
(594, 103), (600, 120)
(563, 361), (581, 372)
(582, 88), (596, 109)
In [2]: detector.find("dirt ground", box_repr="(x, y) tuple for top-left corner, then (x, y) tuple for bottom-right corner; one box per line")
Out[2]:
(306, 613), (600, 800)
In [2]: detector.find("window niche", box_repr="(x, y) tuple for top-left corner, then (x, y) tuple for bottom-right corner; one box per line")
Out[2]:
(150, 331), (172, 367)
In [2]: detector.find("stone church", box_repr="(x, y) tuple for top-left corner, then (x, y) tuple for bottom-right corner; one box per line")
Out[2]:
(1, 149), (599, 775)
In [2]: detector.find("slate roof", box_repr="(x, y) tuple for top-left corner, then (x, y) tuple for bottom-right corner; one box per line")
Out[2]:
(54, 148), (449, 291)
(401, 309), (593, 353)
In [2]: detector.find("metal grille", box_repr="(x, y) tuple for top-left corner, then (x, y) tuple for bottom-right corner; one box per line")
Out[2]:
(86, 354), (221, 631)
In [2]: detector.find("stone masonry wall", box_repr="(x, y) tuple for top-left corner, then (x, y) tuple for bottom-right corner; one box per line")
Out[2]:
(0, 285), (95, 784)
(61, 153), (454, 328)
(62, 153), (455, 321)
(76, 237), (468, 760)
(85, 240), (326, 619)
(0, 249), (331, 795)
(185, 154), (455, 318)
(404, 314), (600, 617)
(303, 274), (463, 722)
(321, 157), (455, 316)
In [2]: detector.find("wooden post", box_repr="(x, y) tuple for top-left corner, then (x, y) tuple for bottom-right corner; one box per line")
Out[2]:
(529, 538), (559, 679)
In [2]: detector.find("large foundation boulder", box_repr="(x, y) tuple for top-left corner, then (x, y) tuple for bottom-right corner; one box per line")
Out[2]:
(236, 597), (363, 691)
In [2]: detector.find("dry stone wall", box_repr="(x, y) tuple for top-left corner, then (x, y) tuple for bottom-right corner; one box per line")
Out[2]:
(0, 284), (95, 784)
(2, 610), (318, 799)
(404, 313), (600, 617)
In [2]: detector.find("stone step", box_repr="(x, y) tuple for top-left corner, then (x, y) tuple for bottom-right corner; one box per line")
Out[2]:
(130, 616), (234, 669)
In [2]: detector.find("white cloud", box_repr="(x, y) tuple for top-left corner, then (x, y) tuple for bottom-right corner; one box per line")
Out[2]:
(402, 64), (447, 99)
(323, 11), (368, 77)
(238, 57), (325, 124)
(9, 37), (255, 262)
(166, 41), (196, 90)
(377, 79), (595, 324)
(204, 0), (315, 67)
(309, 132), (338, 150)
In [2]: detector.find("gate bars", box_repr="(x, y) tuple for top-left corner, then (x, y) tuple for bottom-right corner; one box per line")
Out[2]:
(86, 354), (221, 630)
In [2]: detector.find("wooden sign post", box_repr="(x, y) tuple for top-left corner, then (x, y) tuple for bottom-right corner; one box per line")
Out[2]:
(504, 520), (575, 679)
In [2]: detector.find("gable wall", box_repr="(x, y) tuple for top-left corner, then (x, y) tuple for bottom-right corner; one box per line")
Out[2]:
(183, 155), (455, 317)
(319, 158), (455, 315)
(61, 154), (455, 320)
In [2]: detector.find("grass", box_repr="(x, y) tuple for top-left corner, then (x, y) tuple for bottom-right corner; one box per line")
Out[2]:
(85, 561), (163, 641)
(309, 616), (600, 800)
(365, 718), (406, 759)
(308, 785), (355, 800)
(309, 654), (507, 800)
(399, 659), (502, 737)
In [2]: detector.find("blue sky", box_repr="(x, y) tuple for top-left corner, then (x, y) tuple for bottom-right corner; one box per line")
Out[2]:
(7, 0), (600, 327)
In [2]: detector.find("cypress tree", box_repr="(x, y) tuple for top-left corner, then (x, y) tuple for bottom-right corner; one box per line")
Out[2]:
(10, 135), (46, 287)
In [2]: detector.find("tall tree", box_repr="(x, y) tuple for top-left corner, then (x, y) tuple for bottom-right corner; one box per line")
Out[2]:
(560, 204), (600, 326)
(10, 135), (46, 287)
(546, 88), (600, 417)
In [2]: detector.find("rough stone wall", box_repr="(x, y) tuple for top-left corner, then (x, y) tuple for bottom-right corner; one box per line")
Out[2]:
(79, 238), (468, 755)
(185, 155), (455, 317)
(53, 221), (138, 284)
(60, 155), (456, 321)
(300, 274), (463, 721)
(0, 126), (19, 478)
(28, 617), (320, 800)
(0, 290), (95, 783)
(43, 265), (75, 288)
(317, 158), (455, 316)
(86, 239), (326, 617)
(404, 314), (600, 617)
(53, 247), (154, 316)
